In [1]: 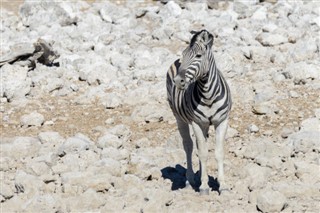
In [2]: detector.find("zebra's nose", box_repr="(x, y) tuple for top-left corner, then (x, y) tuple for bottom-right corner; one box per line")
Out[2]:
(173, 75), (185, 86)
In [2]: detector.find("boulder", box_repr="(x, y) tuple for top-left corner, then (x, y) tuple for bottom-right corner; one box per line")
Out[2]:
(0, 64), (31, 101)
(284, 62), (319, 85)
(15, 170), (44, 197)
(256, 33), (288, 46)
(245, 163), (271, 191)
(159, 1), (182, 18)
(57, 134), (93, 155)
(61, 171), (113, 195)
(256, 190), (287, 213)
(97, 133), (123, 149)
(289, 131), (320, 154)
(300, 117), (320, 132)
(294, 161), (320, 184)
(1, 137), (41, 159)
(251, 6), (267, 20)
(20, 111), (45, 127)
(19, 0), (78, 29)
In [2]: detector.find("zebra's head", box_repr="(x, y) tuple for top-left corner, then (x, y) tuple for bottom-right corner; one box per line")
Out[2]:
(174, 29), (214, 90)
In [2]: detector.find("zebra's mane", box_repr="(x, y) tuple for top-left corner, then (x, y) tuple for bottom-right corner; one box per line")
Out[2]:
(189, 29), (208, 47)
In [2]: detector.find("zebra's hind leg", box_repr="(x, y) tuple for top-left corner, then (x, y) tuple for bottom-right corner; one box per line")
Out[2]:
(176, 118), (195, 188)
(191, 122), (210, 195)
(215, 118), (229, 194)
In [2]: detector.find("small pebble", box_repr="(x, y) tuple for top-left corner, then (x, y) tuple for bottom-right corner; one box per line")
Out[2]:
(289, 91), (299, 98)
(248, 124), (259, 133)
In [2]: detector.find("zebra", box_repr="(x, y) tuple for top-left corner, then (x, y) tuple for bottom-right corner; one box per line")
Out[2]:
(166, 29), (232, 195)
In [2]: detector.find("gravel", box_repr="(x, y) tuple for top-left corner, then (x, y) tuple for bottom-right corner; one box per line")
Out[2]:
(1, 0), (319, 212)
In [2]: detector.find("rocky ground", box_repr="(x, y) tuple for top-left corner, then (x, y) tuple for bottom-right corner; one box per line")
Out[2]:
(1, 0), (320, 212)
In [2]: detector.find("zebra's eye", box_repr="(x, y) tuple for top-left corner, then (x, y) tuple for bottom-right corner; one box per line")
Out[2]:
(195, 54), (202, 58)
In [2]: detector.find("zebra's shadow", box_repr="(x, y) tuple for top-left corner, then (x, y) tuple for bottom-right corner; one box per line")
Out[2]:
(161, 164), (220, 193)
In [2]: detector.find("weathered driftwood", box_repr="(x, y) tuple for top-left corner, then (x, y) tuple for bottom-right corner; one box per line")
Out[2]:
(0, 38), (59, 68)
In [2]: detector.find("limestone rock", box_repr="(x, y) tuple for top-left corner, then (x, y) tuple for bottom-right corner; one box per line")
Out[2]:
(0, 64), (31, 101)
(245, 163), (271, 191)
(97, 133), (123, 149)
(20, 111), (45, 127)
(256, 33), (288, 46)
(257, 190), (287, 213)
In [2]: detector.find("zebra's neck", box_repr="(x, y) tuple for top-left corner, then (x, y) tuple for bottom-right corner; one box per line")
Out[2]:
(198, 54), (219, 89)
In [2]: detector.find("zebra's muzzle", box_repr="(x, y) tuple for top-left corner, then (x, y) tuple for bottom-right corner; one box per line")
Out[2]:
(173, 75), (188, 90)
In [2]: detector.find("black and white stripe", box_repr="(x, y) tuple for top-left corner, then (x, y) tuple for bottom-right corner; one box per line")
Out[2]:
(167, 30), (232, 128)
(166, 29), (232, 194)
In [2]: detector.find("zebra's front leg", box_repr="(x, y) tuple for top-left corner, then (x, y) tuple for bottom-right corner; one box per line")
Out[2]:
(176, 118), (195, 187)
(215, 118), (229, 194)
(192, 122), (209, 195)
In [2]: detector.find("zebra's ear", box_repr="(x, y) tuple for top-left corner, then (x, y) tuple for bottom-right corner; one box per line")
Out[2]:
(190, 30), (198, 35)
(203, 32), (214, 49)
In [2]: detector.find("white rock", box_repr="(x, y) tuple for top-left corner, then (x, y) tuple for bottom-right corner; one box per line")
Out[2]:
(251, 6), (267, 20)
(215, 52), (234, 73)
(312, 16), (320, 27)
(63, 188), (106, 210)
(272, 181), (319, 198)
(131, 104), (169, 123)
(106, 124), (131, 142)
(290, 39), (318, 62)
(99, 8), (112, 23)
(94, 158), (122, 177)
(19, 0), (78, 29)
(281, 128), (294, 139)
(27, 161), (51, 176)
(252, 102), (277, 115)
(315, 108), (320, 119)
(15, 170), (44, 196)
(21, 194), (60, 212)
(245, 163), (271, 190)
(160, 1), (182, 18)
(61, 171), (113, 195)
(101, 93), (122, 109)
(257, 190), (287, 213)
(262, 23), (278, 32)
(110, 52), (133, 71)
(57, 135), (92, 155)
(98, 1), (129, 25)
(284, 62), (319, 84)
(20, 111), (45, 127)
(101, 147), (129, 161)
(289, 131), (320, 154)
(289, 90), (299, 98)
(294, 161), (320, 184)
(38, 132), (64, 144)
(0, 64), (31, 101)
(45, 77), (64, 92)
(97, 133), (123, 149)
(248, 124), (259, 133)
(0, 183), (14, 199)
(300, 117), (320, 132)
(81, 63), (118, 85)
(256, 33), (288, 46)
(1, 137), (41, 159)
(185, 2), (207, 17)
(226, 127), (239, 139)
(254, 86), (275, 103)
(220, 10), (239, 22)
(105, 118), (115, 125)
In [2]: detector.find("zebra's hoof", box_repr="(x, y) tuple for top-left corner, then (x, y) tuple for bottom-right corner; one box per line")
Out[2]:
(199, 188), (210, 196)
